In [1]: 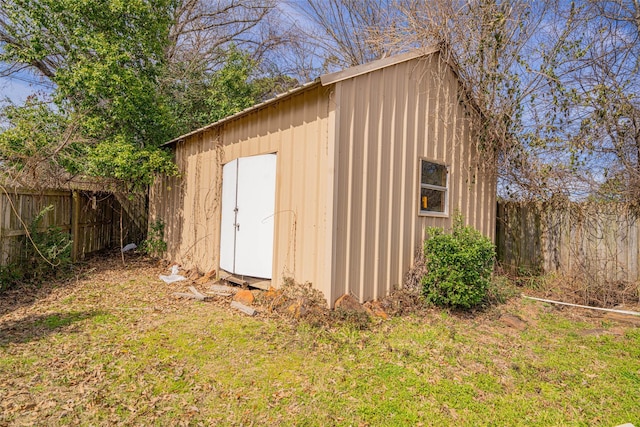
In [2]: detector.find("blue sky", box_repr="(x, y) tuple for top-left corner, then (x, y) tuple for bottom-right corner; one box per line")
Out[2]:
(1, 75), (31, 104)
(0, 70), (52, 105)
(0, 1), (312, 105)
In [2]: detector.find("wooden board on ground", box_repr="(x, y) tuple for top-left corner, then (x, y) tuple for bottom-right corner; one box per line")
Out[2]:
(174, 286), (211, 301)
(208, 284), (237, 297)
(219, 269), (271, 290)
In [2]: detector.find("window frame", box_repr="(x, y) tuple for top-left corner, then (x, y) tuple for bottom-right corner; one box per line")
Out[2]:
(418, 158), (449, 217)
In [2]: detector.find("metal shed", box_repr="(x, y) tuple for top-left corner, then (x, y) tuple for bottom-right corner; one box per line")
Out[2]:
(149, 47), (497, 306)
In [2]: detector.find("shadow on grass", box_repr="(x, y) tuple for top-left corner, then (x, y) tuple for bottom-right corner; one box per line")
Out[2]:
(0, 269), (85, 318)
(0, 250), (144, 319)
(0, 310), (104, 345)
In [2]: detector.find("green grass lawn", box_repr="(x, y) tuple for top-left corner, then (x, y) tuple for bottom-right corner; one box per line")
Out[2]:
(1, 258), (639, 426)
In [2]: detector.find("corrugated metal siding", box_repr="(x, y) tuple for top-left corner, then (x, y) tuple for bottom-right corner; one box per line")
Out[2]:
(150, 84), (334, 298)
(150, 52), (497, 306)
(151, 128), (222, 271)
(331, 53), (497, 303)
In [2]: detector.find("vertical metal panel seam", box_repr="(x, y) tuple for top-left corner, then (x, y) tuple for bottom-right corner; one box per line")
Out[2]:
(462, 114), (472, 224)
(213, 128), (224, 278)
(312, 90), (323, 290)
(397, 63), (409, 290)
(451, 92), (459, 222)
(283, 97), (295, 278)
(370, 70), (385, 300)
(372, 71), (385, 300)
(409, 62), (421, 287)
(298, 92), (309, 279)
(344, 80), (356, 298)
(357, 75), (371, 301)
(296, 93), (307, 280)
(385, 64), (398, 292)
(325, 84), (339, 306)
(309, 90), (321, 283)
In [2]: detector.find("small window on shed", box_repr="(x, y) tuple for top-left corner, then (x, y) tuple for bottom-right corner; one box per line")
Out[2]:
(419, 160), (448, 215)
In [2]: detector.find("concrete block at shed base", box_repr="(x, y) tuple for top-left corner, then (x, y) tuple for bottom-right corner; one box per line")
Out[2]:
(231, 301), (256, 316)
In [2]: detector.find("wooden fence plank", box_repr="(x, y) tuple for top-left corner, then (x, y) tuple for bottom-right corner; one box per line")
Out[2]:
(0, 188), (147, 267)
(71, 190), (80, 262)
(497, 201), (640, 283)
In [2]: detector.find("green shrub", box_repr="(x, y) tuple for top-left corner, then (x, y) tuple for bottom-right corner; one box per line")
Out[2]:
(140, 219), (167, 257)
(422, 216), (496, 309)
(24, 205), (73, 281)
(0, 205), (73, 292)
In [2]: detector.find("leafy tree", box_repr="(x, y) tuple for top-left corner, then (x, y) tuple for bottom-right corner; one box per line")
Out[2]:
(0, 0), (177, 188)
(206, 49), (261, 122)
(0, 0), (300, 188)
(164, 46), (298, 135)
(0, 98), (72, 173)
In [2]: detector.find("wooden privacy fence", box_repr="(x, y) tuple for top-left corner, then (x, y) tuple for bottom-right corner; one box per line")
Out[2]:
(496, 201), (640, 283)
(0, 188), (147, 266)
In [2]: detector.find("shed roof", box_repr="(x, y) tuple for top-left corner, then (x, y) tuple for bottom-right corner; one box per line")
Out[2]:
(163, 46), (441, 146)
(320, 46), (438, 85)
(163, 78), (322, 145)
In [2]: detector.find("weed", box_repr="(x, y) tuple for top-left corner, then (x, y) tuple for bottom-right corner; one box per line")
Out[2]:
(140, 219), (167, 258)
(19, 205), (73, 285)
(379, 285), (425, 316)
(280, 277), (326, 307)
(486, 275), (519, 305)
(0, 264), (25, 291)
(331, 307), (371, 330)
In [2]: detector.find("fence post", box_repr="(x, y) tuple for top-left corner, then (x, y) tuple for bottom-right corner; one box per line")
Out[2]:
(71, 190), (80, 262)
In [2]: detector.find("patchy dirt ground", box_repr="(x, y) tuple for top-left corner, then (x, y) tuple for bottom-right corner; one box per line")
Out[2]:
(2, 250), (637, 334)
(1, 252), (639, 426)
(1, 251), (638, 359)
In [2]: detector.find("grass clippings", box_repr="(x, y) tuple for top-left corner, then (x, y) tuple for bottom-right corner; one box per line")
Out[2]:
(1, 254), (639, 426)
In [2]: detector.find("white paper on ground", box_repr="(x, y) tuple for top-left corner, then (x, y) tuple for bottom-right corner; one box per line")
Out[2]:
(121, 243), (137, 252)
(159, 265), (186, 284)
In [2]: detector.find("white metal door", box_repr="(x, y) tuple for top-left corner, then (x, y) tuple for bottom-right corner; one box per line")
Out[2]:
(219, 154), (277, 279)
(219, 159), (238, 274)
